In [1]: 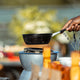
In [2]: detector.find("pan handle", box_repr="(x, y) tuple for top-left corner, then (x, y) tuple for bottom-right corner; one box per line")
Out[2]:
(52, 29), (66, 37)
(60, 29), (66, 33)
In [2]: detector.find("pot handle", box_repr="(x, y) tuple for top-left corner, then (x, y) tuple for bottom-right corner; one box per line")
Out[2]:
(60, 29), (66, 33)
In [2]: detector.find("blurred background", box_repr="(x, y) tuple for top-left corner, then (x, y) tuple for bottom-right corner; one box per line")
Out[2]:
(0, 0), (80, 80)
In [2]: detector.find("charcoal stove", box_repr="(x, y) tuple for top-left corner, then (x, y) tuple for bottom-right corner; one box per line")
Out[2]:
(19, 48), (58, 80)
(19, 34), (59, 80)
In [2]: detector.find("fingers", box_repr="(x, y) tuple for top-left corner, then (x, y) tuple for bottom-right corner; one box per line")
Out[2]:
(77, 25), (80, 31)
(76, 25), (79, 31)
(66, 23), (73, 31)
(74, 24), (78, 31)
(71, 25), (75, 31)
(75, 25), (80, 31)
(68, 25), (74, 32)
(62, 19), (72, 29)
(63, 16), (80, 32)
(67, 24), (80, 31)
(66, 21), (78, 31)
(79, 25), (80, 30)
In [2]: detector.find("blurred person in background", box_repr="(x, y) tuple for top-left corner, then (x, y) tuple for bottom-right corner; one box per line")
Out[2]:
(62, 16), (80, 31)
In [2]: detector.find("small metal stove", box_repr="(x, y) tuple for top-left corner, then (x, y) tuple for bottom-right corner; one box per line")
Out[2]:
(19, 48), (58, 80)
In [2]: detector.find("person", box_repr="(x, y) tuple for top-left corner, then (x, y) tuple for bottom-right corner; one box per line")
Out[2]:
(62, 16), (80, 31)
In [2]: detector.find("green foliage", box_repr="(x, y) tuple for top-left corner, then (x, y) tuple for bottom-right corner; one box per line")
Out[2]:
(0, 0), (69, 6)
(9, 6), (64, 45)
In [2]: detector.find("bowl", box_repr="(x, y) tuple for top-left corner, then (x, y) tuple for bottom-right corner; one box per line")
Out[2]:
(19, 51), (58, 71)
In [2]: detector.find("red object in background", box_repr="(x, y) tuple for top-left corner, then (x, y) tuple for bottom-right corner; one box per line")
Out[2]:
(6, 52), (14, 58)
(8, 56), (20, 62)
(6, 52), (20, 62)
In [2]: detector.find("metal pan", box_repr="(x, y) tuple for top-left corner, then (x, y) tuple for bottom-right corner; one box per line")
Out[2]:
(23, 29), (66, 45)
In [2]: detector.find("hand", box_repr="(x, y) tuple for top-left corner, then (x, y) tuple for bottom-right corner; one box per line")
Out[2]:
(62, 16), (80, 31)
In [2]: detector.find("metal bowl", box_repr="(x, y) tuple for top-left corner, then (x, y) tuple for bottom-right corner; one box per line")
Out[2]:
(19, 51), (58, 71)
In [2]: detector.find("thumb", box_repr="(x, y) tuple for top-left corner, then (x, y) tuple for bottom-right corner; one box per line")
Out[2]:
(62, 19), (72, 30)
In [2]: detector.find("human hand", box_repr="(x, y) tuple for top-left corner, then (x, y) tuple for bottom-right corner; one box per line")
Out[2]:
(62, 16), (80, 31)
